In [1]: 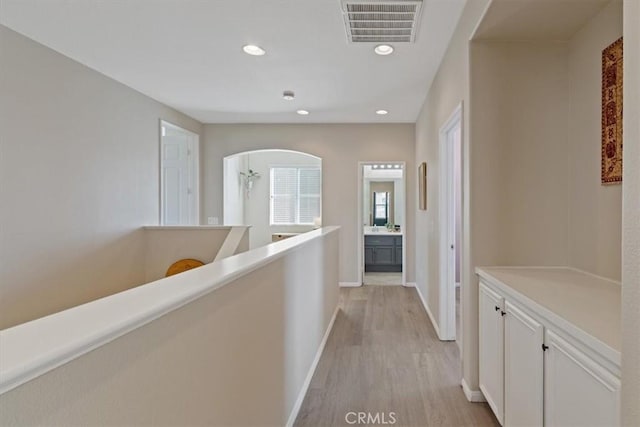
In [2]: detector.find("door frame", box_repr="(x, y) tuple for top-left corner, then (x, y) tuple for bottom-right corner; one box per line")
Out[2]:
(438, 103), (463, 341)
(159, 119), (200, 225)
(357, 161), (407, 287)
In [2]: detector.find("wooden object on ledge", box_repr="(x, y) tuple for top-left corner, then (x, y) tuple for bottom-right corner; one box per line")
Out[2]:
(166, 258), (205, 277)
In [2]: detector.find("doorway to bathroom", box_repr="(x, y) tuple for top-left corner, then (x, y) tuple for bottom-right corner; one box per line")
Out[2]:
(357, 162), (406, 286)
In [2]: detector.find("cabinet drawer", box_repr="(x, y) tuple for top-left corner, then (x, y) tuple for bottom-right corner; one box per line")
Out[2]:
(365, 235), (395, 246)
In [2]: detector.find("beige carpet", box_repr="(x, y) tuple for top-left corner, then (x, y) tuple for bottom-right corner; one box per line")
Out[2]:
(363, 272), (402, 286)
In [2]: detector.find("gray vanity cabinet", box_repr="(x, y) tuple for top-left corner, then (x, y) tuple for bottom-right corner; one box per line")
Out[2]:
(364, 235), (402, 272)
(364, 246), (375, 265)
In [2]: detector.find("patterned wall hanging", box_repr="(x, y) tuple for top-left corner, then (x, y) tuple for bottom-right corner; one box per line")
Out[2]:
(601, 37), (623, 184)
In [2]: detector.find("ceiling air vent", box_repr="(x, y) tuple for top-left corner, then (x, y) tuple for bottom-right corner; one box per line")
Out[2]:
(341, 0), (423, 43)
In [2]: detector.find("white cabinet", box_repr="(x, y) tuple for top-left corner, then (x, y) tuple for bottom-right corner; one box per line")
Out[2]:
(478, 277), (620, 427)
(504, 301), (543, 427)
(544, 330), (620, 427)
(479, 283), (505, 424)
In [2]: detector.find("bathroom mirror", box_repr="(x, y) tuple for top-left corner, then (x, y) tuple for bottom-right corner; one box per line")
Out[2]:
(363, 165), (404, 230)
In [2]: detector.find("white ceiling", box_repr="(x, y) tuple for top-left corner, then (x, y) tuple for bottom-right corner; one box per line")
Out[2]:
(0, 0), (466, 124)
(473, 0), (612, 41)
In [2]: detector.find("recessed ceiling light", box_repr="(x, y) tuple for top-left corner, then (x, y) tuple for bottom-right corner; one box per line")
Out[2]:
(283, 91), (295, 101)
(297, 110), (310, 116)
(372, 165), (378, 169)
(242, 44), (266, 56)
(387, 164), (393, 168)
(376, 109), (388, 115)
(380, 165), (386, 169)
(374, 44), (394, 56)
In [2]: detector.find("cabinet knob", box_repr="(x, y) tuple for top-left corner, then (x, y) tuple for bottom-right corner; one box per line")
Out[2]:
(542, 344), (549, 352)
(501, 311), (506, 316)
(495, 306), (500, 311)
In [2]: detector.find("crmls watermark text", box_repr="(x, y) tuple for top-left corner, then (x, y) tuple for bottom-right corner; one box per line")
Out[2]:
(345, 412), (397, 425)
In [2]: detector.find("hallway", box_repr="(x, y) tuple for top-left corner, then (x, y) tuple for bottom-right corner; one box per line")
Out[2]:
(294, 286), (498, 426)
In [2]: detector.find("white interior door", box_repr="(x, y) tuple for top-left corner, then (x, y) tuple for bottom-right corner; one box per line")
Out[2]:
(160, 121), (198, 225)
(438, 104), (462, 341)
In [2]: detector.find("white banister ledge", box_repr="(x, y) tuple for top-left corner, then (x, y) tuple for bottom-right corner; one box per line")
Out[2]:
(0, 226), (340, 395)
(143, 225), (245, 230)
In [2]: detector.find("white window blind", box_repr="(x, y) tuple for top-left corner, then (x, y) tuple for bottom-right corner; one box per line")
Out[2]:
(270, 167), (321, 225)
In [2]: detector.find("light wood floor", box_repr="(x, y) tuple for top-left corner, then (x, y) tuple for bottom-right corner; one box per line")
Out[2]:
(294, 286), (498, 427)
(363, 272), (403, 286)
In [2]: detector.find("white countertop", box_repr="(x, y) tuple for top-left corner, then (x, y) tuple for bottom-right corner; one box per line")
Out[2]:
(363, 227), (403, 236)
(476, 267), (621, 354)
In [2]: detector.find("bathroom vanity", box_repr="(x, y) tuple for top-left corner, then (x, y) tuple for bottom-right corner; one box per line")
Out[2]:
(364, 228), (403, 272)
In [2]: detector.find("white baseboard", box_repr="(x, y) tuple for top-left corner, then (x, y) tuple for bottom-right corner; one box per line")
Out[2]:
(414, 284), (442, 340)
(286, 305), (340, 427)
(461, 378), (486, 403)
(339, 282), (361, 287)
(404, 282), (416, 287)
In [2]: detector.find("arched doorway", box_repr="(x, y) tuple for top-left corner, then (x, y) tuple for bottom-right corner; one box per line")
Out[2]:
(223, 149), (322, 249)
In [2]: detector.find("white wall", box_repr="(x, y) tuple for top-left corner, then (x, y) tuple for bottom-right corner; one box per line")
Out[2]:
(204, 124), (416, 283)
(0, 228), (340, 426)
(471, 41), (570, 266)
(222, 153), (246, 225)
(0, 26), (203, 329)
(567, 0), (623, 281)
(622, 0), (640, 422)
(414, 0), (490, 390)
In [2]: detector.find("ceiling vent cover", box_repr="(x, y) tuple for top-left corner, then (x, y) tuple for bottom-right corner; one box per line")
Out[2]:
(341, 0), (423, 43)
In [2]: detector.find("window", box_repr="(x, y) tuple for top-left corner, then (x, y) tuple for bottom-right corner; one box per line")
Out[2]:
(373, 192), (389, 226)
(270, 167), (321, 225)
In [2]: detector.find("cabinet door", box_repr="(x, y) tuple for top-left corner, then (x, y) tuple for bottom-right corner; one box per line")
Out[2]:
(479, 282), (504, 425)
(364, 247), (374, 265)
(394, 247), (402, 265)
(374, 246), (394, 265)
(504, 301), (543, 427)
(544, 330), (620, 427)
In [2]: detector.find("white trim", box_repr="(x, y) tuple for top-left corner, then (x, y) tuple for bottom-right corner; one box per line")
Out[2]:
(462, 378), (487, 403)
(339, 282), (362, 288)
(357, 161), (407, 287)
(405, 282), (416, 287)
(415, 283), (442, 340)
(0, 227), (341, 396)
(213, 226), (250, 262)
(286, 305), (340, 427)
(143, 225), (240, 230)
(438, 103), (462, 342)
